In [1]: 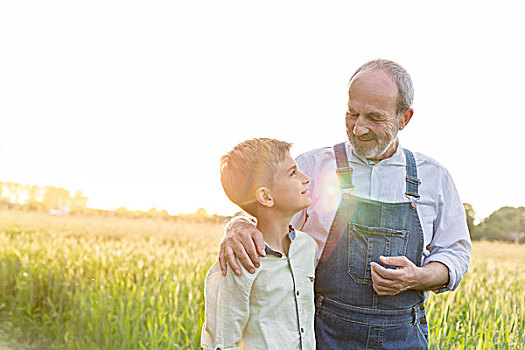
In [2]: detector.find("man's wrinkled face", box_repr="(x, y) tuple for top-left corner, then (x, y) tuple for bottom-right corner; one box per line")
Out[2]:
(345, 69), (401, 161)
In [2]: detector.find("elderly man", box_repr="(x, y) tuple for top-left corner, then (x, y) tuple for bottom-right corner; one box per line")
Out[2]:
(219, 59), (471, 349)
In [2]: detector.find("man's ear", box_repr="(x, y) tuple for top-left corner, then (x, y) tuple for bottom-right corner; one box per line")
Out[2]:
(398, 108), (413, 131)
(255, 187), (274, 208)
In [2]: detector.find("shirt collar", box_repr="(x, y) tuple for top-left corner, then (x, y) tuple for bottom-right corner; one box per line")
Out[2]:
(346, 140), (405, 167)
(264, 226), (296, 258)
(288, 225), (296, 240)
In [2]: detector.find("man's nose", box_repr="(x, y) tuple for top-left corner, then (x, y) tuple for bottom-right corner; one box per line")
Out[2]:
(353, 117), (369, 136)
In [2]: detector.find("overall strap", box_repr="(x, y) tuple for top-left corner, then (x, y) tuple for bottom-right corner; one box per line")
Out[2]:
(320, 143), (357, 262)
(403, 148), (421, 209)
(334, 143), (354, 192)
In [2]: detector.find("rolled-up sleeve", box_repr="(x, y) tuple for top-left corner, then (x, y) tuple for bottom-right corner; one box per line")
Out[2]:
(201, 263), (257, 349)
(424, 167), (472, 293)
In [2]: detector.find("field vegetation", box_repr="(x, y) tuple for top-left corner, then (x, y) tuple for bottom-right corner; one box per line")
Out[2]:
(0, 209), (523, 349)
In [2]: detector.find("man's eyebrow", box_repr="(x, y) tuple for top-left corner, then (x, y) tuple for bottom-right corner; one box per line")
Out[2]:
(368, 111), (387, 119)
(347, 105), (357, 113)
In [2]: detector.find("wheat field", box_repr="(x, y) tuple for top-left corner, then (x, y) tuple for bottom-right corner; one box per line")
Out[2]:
(0, 210), (523, 349)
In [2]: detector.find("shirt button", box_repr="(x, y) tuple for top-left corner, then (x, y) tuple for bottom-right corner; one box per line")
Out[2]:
(420, 318), (427, 325)
(373, 166), (378, 171)
(301, 328), (304, 333)
(419, 304), (425, 310)
(296, 291), (300, 296)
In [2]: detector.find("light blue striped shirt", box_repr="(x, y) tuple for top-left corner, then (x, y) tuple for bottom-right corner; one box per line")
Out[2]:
(291, 141), (472, 295)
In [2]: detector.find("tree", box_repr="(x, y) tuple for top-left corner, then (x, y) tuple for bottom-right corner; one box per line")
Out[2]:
(474, 206), (525, 242)
(25, 185), (44, 211)
(463, 203), (476, 238)
(42, 186), (71, 210)
(116, 207), (128, 214)
(195, 208), (208, 217)
(4, 182), (23, 203)
(71, 191), (88, 213)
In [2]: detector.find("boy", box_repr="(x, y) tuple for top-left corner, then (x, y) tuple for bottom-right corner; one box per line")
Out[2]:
(201, 138), (318, 350)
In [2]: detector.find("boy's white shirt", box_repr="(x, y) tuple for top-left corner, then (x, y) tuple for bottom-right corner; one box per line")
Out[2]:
(201, 230), (318, 350)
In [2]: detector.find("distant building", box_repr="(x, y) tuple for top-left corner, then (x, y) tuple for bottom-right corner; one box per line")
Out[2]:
(49, 206), (71, 216)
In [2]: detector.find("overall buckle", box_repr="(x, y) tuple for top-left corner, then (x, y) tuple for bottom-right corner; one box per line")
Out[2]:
(406, 193), (420, 209)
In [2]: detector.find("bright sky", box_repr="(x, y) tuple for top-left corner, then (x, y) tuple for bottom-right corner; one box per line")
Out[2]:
(1, 1), (523, 220)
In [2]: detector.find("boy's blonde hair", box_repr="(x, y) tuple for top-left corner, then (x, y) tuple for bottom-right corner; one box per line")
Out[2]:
(220, 138), (292, 216)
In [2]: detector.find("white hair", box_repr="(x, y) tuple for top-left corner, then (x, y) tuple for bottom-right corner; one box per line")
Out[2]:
(348, 59), (414, 116)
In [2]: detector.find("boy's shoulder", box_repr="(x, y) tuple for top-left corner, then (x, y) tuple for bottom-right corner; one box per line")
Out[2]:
(294, 230), (318, 248)
(292, 230), (319, 257)
(205, 259), (260, 291)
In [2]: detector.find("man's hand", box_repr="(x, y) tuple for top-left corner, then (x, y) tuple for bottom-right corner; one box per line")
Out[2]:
(370, 256), (418, 296)
(219, 217), (266, 276)
(370, 256), (450, 295)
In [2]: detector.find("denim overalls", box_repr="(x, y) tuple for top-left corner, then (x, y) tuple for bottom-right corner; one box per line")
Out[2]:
(314, 143), (429, 349)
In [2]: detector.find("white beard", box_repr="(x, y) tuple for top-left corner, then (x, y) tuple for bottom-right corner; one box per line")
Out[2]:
(349, 123), (399, 160)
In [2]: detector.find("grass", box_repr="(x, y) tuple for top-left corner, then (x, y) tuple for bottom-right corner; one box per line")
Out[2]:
(0, 321), (50, 350)
(0, 209), (523, 349)
(426, 242), (525, 349)
(0, 210), (222, 349)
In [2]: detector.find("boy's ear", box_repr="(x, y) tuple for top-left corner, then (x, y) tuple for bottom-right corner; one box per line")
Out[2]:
(255, 187), (274, 208)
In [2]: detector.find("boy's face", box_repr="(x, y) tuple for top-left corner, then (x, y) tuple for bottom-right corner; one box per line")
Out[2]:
(269, 152), (311, 214)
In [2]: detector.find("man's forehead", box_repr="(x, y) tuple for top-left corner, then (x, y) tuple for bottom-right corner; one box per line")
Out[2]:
(347, 69), (398, 112)
(348, 69), (398, 98)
